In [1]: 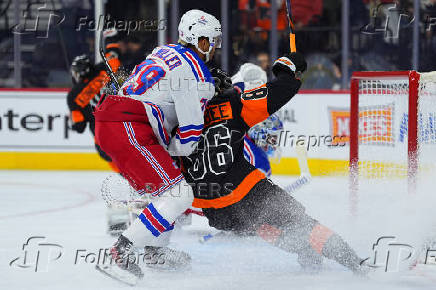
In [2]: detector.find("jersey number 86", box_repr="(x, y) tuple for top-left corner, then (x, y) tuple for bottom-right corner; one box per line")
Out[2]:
(187, 124), (234, 180)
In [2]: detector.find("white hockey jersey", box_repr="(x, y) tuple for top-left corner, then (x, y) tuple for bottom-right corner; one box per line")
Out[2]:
(119, 44), (215, 156)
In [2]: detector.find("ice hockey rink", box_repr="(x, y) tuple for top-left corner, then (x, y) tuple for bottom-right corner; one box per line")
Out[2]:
(1, 170), (436, 290)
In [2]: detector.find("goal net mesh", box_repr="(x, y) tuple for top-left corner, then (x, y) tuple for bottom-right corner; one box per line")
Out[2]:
(356, 72), (436, 180)
(417, 72), (436, 175)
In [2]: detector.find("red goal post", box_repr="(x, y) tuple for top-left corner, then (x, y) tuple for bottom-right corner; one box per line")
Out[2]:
(349, 70), (436, 213)
(350, 71), (419, 186)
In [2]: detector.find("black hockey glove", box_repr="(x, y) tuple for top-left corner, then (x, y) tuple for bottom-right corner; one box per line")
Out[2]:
(210, 67), (233, 95)
(72, 121), (87, 133)
(272, 52), (307, 78)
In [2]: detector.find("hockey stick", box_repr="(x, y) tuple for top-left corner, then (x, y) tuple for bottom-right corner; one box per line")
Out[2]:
(285, 0), (297, 53)
(283, 144), (312, 194)
(200, 145), (312, 243)
(99, 29), (121, 91)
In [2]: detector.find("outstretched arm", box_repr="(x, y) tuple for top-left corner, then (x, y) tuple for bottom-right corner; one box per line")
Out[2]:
(240, 52), (307, 128)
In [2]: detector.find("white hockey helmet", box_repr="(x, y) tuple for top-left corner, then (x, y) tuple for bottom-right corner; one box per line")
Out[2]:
(232, 63), (267, 91)
(178, 9), (222, 62)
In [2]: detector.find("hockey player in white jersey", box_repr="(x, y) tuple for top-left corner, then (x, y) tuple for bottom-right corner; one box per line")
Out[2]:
(94, 9), (221, 285)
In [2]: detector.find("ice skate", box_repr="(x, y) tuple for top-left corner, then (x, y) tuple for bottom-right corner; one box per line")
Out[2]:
(144, 246), (191, 270)
(96, 235), (144, 286)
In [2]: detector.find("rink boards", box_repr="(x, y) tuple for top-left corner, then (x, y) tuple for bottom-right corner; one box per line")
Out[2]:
(0, 89), (358, 175)
(0, 89), (110, 170)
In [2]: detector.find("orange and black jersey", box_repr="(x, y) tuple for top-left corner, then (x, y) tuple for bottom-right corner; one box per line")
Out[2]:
(67, 53), (121, 132)
(181, 70), (301, 209)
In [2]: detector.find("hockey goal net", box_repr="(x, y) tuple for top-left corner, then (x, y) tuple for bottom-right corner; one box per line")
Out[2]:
(349, 71), (436, 199)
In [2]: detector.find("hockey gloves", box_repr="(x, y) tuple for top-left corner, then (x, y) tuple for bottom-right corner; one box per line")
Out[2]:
(210, 67), (233, 95)
(72, 121), (87, 133)
(272, 52), (307, 78)
(70, 110), (87, 133)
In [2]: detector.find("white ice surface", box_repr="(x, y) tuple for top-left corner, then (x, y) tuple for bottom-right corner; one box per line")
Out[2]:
(1, 170), (435, 290)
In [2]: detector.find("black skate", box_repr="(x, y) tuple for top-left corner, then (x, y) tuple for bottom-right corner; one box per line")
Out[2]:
(144, 246), (191, 270)
(96, 235), (144, 286)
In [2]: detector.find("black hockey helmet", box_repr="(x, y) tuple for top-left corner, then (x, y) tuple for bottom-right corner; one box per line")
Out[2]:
(71, 54), (93, 83)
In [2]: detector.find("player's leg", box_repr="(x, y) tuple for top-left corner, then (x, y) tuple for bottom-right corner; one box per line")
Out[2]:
(121, 180), (193, 270)
(111, 121), (188, 243)
(95, 121), (192, 282)
(204, 179), (367, 273)
(251, 180), (367, 274)
(106, 201), (130, 236)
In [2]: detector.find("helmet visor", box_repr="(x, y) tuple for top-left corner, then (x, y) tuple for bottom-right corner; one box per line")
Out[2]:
(211, 35), (222, 49)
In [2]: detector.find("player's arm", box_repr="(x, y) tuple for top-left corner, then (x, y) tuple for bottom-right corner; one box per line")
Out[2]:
(79, 31), (121, 100)
(82, 36), (123, 105)
(67, 85), (89, 133)
(102, 29), (122, 73)
(73, 69), (110, 112)
(103, 46), (121, 74)
(167, 71), (205, 156)
(167, 90), (204, 156)
(73, 45), (124, 110)
(240, 52), (307, 128)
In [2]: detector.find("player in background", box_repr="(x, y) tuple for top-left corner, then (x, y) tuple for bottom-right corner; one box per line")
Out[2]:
(94, 10), (221, 284)
(245, 114), (283, 176)
(66, 29), (123, 172)
(232, 63), (283, 177)
(181, 53), (370, 274)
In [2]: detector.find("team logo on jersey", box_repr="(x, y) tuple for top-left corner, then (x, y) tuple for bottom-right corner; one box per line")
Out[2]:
(241, 85), (268, 101)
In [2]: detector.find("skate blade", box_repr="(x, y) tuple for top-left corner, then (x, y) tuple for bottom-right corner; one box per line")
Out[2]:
(145, 262), (192, 272)
(95, 264), (139, 286)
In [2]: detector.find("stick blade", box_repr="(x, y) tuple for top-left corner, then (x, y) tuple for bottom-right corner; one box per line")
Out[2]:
(95, 264), (139, 286)
(295, 144), (310, 176)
